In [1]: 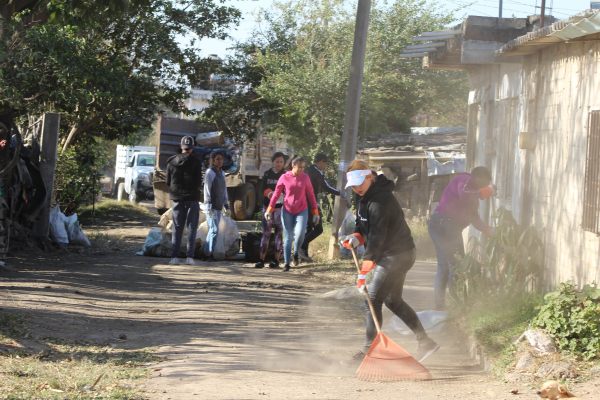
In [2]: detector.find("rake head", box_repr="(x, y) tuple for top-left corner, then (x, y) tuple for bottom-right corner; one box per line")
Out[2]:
(356, 332), (432, 382)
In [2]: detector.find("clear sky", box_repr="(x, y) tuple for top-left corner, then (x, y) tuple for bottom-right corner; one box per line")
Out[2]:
(197, 0), (596, 59)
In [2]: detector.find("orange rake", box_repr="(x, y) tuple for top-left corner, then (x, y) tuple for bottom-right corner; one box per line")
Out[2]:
(350, 247), (432, 382)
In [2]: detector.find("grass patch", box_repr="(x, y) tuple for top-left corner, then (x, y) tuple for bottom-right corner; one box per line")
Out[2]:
(78, 200), (157, 226)
(0, 312), (161, 399)
(451, 292), (543, 373)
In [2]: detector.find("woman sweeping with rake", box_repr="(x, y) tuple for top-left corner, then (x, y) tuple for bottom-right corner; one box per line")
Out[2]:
(339, 160), (440, 369)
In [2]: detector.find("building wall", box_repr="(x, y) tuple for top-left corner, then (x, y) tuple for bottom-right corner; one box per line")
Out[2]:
(466, 43), (600, 289)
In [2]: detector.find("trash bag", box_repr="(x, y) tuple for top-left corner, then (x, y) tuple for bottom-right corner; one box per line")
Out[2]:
(49, 205), (69, 245)
(388, 310), (449, 335)
(222, 216), (239, 250)
(62, 213), (91, 247)
(141, 228), (173, 257)
(338, 210), (365, 258)
(158, 206), (206, 233)
(213, 217), (226, 261)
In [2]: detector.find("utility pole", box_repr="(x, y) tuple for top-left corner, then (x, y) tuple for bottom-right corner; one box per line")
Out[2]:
(328, 0), (371, 259)
(540, 0), (546, 28)
(499, 0), (503, 18)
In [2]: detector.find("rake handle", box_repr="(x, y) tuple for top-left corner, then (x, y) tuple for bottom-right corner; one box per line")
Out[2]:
(351, 247), (381, 334)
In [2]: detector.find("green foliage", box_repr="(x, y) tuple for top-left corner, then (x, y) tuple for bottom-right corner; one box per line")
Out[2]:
(201, 0), (469, 165)
(452, 207), (544, 308)
(53, 143), (110, 215)
(1, 0), (241, 148)
(532, 282), (600, 360)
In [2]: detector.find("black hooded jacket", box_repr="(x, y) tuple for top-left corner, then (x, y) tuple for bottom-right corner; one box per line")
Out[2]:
(354, 174), (415, 263)
(166, 152), (203, 202)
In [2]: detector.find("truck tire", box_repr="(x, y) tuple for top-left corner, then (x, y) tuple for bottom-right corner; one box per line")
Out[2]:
(234, 183), (255, 220)
(117, 182), (126, 201)
(227, 187), (236, 213)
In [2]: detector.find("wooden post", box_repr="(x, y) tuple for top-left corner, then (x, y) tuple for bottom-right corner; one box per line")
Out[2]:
(420, 159), (430, 217)
(37, 113), (60, 238)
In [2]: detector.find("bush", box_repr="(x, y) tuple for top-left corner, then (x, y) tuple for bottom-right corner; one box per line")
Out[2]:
(532, 282), (600, 360)
(53, 144), (109, 215)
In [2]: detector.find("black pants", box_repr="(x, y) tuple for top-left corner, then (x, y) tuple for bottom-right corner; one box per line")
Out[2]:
(301, 208), (323, 252)
(363, 248), (427, 353)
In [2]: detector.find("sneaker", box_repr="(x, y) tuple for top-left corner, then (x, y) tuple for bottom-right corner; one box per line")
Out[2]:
(340, 350), (366, 366)
(298, 248), (314, 263)
(169, 258), (179, 265)
(416, 338), (440, 363)
(206, 255), (216, 262)
(198, 254), (209, 261)
(282, 264), (291, 272)
(292, 253), (300, 266)
(186, 257), (196, 266)
(255, 261), (265, 268)
(269, 261), (281, 269)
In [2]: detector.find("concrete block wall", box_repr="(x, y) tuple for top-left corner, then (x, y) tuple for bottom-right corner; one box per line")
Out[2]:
(466, 41), (600, 289)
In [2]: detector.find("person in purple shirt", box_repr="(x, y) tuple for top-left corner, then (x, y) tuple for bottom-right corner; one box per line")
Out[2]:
(428, 166), (497, 310)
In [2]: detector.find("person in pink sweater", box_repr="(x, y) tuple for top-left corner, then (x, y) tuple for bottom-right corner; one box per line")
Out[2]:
(266, 155), (319, 271)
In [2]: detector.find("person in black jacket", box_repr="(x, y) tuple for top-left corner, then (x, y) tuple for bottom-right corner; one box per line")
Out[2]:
(166, 135), (203, 266)
(255, 152), (287, 269)
(298, 153), (347, 262)
(339, 160), (440, 365)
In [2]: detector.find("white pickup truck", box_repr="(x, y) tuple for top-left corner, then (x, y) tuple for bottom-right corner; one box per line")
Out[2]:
(114, 145), (156, 203)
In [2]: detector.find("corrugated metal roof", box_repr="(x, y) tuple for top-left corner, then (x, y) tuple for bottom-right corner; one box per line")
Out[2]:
(496, 10), (600, 57)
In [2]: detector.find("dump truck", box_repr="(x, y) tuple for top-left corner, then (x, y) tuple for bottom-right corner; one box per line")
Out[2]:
(153, 116), (288, 220)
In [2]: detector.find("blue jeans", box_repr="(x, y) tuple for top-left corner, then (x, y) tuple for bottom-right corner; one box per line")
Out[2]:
(171, 201), (200, 258)
(281, 208), (309, 265)
(204, 210), (222, 254)
(427, 212), (465, 310)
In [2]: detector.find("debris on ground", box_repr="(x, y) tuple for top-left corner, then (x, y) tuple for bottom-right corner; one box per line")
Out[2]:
(514, 329), (557, 354)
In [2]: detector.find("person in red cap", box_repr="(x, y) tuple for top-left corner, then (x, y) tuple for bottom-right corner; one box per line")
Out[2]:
(340, 160), (439, 365)
(166, 135), (203, 265)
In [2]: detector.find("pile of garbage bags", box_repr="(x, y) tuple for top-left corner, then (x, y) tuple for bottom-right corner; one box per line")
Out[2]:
(139, 206), (240, 260)
(49, 205), (91, 247)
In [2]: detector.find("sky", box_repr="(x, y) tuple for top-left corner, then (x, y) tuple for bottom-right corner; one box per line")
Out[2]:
(196, 0), (596, 59)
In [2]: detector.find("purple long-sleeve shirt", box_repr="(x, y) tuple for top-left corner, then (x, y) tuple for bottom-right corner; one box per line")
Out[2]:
(435, 173), (489, 232)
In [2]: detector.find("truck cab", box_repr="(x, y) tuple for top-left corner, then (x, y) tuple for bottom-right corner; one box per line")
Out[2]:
(114, 145), (156, 202)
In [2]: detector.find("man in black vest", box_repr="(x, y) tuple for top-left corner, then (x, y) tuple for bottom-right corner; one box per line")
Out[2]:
(299, 153), (347, 262)
(166, 135), (203, 265)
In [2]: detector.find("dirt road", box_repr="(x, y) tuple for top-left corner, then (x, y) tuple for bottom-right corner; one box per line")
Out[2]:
(1, 204), (598, 399)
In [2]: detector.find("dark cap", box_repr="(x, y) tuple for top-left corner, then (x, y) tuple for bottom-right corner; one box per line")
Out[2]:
(181, 135), (195, 150)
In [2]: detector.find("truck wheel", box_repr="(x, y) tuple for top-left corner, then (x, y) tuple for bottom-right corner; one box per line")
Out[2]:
(117, 182), (126, 201)
(234, 183), (255, 220)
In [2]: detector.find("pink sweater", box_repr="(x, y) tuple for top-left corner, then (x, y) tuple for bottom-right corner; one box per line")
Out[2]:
(267, 171), (319, 215)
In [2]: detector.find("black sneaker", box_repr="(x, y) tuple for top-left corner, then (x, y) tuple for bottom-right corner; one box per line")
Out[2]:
(292, 253), (299, 266)
(269, 261), (281, 269)
(340, 350), (366, 366)
(255, 261), (265, 268)
(198, 254), (208, 261)
(282, 264), (291, 272)
(206, 255), (216, 263)
(416, 338), (440, 363)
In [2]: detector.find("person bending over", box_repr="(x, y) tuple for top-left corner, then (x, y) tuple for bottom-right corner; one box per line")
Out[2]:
(340, 160), (439, 364)
(428, 166), (497, 310)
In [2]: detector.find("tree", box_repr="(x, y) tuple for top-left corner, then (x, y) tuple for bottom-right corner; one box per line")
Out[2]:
(201, 0), (469, 163)
(0, 0), (241, 149)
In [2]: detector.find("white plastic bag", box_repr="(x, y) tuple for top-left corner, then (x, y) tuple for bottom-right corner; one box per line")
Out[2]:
(338, 210), (365, 258)
(49, 205), (69, 245)
(389, 310), (449, 335)
(141, 228), (172, 257)
(213, 216), (226, 261)
(62, 213), (91, 247)
(222, 216), (239, 250)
